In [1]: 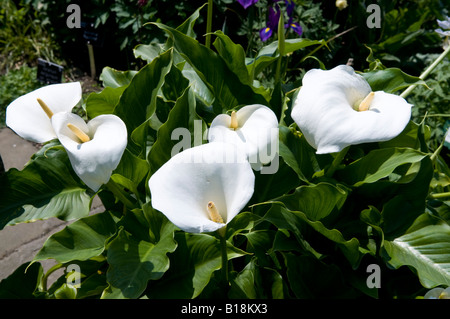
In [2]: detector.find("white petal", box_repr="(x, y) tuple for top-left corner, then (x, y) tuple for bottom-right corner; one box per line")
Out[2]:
(149, 142), (255, 233)
(437, 18), (450, 30)
(435, 29), (450, 37)
(291, 65), (412, 154)
(52, 113), (128, 191)
(6, 82), (82, 143)
(208, 104), (279, 169)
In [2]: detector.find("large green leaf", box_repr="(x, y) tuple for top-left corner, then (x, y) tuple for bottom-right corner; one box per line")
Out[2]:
(273, 182), (348, 222)
(246, 38), (325, 77)
(147, 86), (205, 175)
(102, 218), (177, 299)
(212, 31), (251, 86)
(113, 49), (173, 154)
(384, 223), (450, 288)
(146, 232), (249, 299)
(99, 67), (137, 88)
(32, 212), (117, 263)
(0, 143), (91, 230)
(337, 147), (428, 187)
(264, 204), (362, 267)
(85, 86), (126, 118)
(361, 68), (427, 93)
(153, 23), (268, 113)
(278, 125), (329, 183)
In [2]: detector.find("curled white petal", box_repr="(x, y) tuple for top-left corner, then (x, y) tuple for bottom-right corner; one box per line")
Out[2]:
(51, 112), (128, 191)
(208, 104), (279, 170)
(291, 65), (412, 154)
(149, 142), (255, 233)
(6, 82), (82, 143)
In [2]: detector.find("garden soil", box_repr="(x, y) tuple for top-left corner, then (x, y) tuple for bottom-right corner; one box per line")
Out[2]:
(0, 127), (103, 284)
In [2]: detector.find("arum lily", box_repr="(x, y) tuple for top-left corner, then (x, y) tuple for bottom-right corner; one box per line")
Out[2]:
(208, 104), (279, 170)
(6, 82), (82, 143)
(51, 112), (127, 192)
(149, 142), (255, 234)
(291, 65), (412, 154)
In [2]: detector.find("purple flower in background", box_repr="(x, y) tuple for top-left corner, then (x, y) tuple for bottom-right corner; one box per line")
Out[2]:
(259, 5), (281, 41)
(259, 1), (302, 42)
(285, 19), (303, 36)
(237, 0), (259, 9)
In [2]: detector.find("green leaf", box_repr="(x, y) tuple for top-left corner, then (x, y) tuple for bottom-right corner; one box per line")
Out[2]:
(99, 67), (137, 88)
(113, 148), (149, 193)
(134, 43), (165, 64)
(85, 86), (126, 118)
(153, 23), (268, 112)
(278, 125), (327, 183)
(384, 223), (450, 288)
(175, 3), (206, 38)
(102, 220), (177, 299)
(247, 38), (325, 77)
(54, 283), (77, 299)
(212, 31), (251, 86)
(0, 143), (90, 230)
(147, 86), (206, 175)
(361, 68), (427, 93)
(337, 147), (428, 187)
(272, 182), (348, 222)
(114, 48), (173, 154)
(0, 262), (43, 298)
(228, 258), (261, 299)
(264, 204), (362, 267)
(146, 232), (248, 299)
(33, 212), (117, 264)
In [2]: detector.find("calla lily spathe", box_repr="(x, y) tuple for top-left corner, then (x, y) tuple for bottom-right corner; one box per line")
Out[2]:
(51, 112), (128, 192)
(149, 142), (255, 233)
(208, 104), (279, 170)
(6, 82), (82, 143)
(291, 65), (412, 154)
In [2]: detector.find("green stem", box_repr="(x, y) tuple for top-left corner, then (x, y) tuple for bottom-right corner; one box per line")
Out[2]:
(325, 146), (350, 178)
(400, 44), (450, 99)
(275, 12), (285, 85)
(205, 0), (213, 49)
(105, 179), (136, 210)
(218, 228), (229, 285)
(428, 192), (450, 200)
(40, 263), (64, 292)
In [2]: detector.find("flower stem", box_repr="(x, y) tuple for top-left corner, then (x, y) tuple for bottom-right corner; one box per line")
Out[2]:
(400, 44), (450, 99)
(325, 146), (349, 178)
(39, 263), (64, 292)
(428, 192), (450, 200)
(217, 228), (229, 285)
(205, 0), (213, 49)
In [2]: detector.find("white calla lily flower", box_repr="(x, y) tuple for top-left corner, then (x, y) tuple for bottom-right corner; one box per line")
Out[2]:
(6, 82), (82, 143)
(149, 142), (255, 233)
(51, 112), (128, 192)
(291, 65), (413, 154)
(208, 104), (279, 170)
